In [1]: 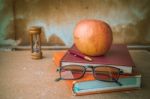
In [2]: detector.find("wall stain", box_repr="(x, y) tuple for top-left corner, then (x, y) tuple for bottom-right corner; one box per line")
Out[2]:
(0, 0), (150, 46)
(0, 0), (16, 46)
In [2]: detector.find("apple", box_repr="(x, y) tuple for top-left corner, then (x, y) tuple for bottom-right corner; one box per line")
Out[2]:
(73, 19), (113, 56)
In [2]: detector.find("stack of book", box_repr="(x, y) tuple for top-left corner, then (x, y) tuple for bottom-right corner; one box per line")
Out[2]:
(53, 44), (141, 96)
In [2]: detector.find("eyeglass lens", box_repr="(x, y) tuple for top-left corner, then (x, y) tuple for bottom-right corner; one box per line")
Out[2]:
(94, 66), (120, 82)
(60, 65), (85, 79)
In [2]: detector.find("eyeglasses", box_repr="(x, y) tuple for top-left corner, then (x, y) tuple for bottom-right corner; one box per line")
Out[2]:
(56, 65), (123, 86)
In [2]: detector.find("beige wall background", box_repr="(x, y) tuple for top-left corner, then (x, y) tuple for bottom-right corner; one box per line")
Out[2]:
(0, 0), (150, 47)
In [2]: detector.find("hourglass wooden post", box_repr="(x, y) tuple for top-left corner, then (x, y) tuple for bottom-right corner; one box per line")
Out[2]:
(29, 26), (42, 59)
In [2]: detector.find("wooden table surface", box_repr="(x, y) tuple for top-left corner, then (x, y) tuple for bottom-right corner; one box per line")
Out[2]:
(0, 50), (150, 99)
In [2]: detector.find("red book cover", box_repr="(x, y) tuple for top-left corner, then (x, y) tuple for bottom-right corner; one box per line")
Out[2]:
(61, 44), (135, 73)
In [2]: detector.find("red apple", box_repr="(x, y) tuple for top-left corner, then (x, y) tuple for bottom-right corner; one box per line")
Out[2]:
(74, 19), (113, 56)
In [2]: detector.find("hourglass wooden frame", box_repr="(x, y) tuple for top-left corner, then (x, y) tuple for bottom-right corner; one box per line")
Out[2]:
(29, 26), (42, 59)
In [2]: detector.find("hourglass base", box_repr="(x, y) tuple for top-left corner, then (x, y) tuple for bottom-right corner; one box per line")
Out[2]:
(31, 52), (43, 59)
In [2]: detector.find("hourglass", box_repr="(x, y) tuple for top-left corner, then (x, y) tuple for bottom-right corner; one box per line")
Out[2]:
(29, 26), (43, 59)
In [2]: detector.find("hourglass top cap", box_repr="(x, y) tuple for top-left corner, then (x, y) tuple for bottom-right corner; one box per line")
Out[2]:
(29, 26), (42, 34)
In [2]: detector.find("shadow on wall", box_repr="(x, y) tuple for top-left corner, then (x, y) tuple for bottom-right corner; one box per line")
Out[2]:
(48, 34), (65, 46)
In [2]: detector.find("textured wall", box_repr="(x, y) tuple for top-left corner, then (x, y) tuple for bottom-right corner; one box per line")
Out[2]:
(0, 0), (150, 46)
(0, 0), (16, 46)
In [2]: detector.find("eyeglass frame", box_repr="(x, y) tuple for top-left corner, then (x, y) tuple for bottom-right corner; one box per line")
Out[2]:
(56, 65), (123, 86)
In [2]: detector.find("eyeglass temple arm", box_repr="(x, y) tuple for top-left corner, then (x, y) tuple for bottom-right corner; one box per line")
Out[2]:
(55, 68), (62, 82)
(55, 78), (62, 82)
(102, 70), (122, 86)
(102, 74), (122, 86)
(113, 78), (122, 86)
(115, 70), (123, 86)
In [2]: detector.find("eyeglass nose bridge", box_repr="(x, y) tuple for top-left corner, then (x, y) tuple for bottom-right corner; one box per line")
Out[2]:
(86, 65), (94, 68)
(85, 66), (95, 72)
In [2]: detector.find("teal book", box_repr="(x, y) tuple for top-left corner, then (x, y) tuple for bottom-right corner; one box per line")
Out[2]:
(72, 75), (141, 96)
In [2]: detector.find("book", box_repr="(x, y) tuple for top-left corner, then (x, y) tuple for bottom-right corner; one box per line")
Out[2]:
(53, 51), (141, 96)
(72, 75), (141, 96)
(61, 44), (135, 73)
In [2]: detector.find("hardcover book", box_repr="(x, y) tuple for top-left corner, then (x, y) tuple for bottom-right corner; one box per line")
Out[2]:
(53, 51), (141, 96)
(72, 75), (141, 96)
(61, 44), (135, 73)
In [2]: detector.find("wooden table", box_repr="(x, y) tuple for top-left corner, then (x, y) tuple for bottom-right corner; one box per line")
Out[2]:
(0, 50), (150, 99)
